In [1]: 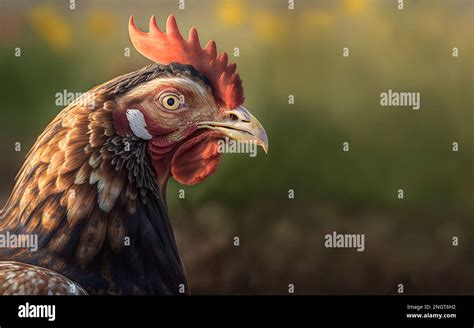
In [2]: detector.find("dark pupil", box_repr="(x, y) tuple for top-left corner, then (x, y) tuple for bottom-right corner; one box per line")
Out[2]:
(167, 98), (175, 106)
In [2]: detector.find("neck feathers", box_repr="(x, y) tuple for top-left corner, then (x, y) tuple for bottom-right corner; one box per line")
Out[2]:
(0, 92), (187, 294)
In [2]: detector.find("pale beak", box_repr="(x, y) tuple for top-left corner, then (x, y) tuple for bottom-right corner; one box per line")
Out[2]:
(198, 106), (269, 153)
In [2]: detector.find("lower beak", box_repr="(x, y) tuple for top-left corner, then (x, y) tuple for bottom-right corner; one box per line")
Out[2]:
(198, 106), (269, 153)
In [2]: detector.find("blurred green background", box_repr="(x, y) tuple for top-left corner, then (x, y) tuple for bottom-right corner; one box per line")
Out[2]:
(0, 0), (472, 294)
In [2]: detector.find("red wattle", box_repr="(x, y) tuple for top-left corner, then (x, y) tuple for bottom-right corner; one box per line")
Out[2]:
(170, 132), (221, 185)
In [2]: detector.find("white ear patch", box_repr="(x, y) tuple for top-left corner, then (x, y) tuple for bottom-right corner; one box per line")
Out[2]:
(126, 109), (152, 140)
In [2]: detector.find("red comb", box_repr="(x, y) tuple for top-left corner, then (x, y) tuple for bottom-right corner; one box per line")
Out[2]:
(129, 15), (244, 109)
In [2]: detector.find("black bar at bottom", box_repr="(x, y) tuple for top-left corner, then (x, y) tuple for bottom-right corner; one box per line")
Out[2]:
(0, 295), (472, 327)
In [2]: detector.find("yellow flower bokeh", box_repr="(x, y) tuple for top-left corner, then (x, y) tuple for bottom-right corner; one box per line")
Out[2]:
(343, 0), (370, 15)
(253, 11), (289, 44)
(217, 0), (246, 26)
(28, 5), (71, 51)
(87, 10), (114, 39)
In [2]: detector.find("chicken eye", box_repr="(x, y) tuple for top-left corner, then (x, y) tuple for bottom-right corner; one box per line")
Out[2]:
(160, 94), (181, 111)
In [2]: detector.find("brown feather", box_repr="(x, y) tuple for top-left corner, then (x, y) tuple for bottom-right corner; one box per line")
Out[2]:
(65, 187), (95, 227)
(47, 151), (65, 175)
(41, 201), (65, 232)
(96, 161), (124, 213)
(75, 210), (107, 268)
(106, 208), (126, 253)
(74, 162), (91, 184)
(55, 171), (76, 192)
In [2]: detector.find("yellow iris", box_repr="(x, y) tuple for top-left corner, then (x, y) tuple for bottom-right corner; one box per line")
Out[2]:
(161, 94), (181, 111)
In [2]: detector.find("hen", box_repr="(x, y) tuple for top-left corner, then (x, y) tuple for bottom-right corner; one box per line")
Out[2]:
(0, 15), (268, 295)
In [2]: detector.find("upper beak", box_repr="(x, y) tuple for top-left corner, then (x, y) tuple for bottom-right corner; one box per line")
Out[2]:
(198, 106), (269, 153)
